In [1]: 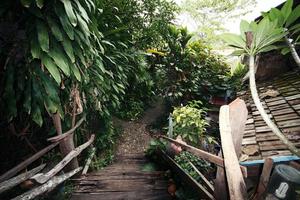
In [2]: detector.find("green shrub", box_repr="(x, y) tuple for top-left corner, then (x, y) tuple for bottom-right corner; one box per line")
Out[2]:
(172, 102), (208, 146)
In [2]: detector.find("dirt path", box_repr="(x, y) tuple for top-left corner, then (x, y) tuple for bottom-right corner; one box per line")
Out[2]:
(115, 99), (166, 156)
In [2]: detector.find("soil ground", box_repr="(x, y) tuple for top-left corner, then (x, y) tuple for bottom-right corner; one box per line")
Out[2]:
(115, 98), (166, 156)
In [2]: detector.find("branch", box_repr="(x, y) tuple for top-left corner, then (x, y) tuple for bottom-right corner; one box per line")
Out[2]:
(11, 167), (82, 200)
(32, 135), (95, 184)
(0, 142), (59, 183)
(0, 164), (46, 194)
(47, 114), (86, 143)
(285, 36), (300, 67)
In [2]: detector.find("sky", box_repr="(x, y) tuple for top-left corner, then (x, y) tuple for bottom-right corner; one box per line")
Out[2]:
(175, 0), (286, 33)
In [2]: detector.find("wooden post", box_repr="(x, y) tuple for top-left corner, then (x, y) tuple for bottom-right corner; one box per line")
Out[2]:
(254, 158), (274, 200)
(52, 113), (79, 171)
(219, 105), (247, 200)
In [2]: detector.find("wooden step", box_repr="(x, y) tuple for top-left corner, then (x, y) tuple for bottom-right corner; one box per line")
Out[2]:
(71, 154), (171, 200)
(72, 191), (172, 200)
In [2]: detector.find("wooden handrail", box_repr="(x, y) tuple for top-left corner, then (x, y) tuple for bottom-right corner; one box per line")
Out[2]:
(47, 114), (86, 142)
(157, 135), (247, 177)
(0, 142), (59, 183)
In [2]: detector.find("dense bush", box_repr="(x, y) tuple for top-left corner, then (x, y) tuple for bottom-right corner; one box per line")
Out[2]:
(148, 25), (231, 106)
(172, 101), (208, 146)
(0, 0), (177, 169)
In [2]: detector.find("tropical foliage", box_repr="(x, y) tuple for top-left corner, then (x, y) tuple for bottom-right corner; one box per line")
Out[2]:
(148, 25), (230, 105)
(172, 102), (208, 146)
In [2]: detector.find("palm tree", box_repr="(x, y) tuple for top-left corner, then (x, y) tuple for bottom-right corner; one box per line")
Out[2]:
(221, 18), (300, 156)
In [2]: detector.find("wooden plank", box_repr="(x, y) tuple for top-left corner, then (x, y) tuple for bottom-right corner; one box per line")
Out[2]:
(159, 150), (215, 200)
(189, 161), (214, 194)
(285, 94), (300, 101)
(265, 97), (284, 103)
(242, 137), (257, 145)
(273, 113), (299, 122)
(74, 179), (167, 192)
(272, 108), (294, 116)
(159, 136), (224, 167)
(71, 191), (172, 200)
(261, 150), (292, 157)
(214, 151), (228, 200)
(12, 167), (82, 200)
(265, 99), (286, 106)
(219, 106), (247, 200)
(229, 98), (248, 157)
(254, 158), (273, 200)
(0, 164), (46, 194)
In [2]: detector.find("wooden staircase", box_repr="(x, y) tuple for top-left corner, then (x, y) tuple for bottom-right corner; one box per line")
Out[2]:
(71, 153), (172, 200)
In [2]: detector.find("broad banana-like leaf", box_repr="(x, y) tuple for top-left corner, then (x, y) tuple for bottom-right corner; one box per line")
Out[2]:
(70, 63), (82, 82)
(37, 20), (49, 52)
(48, 40), (70, 76)
(32, 106), (43, 126)
(61, 0), (77, 27)
(286, 5), (300, 27)
(35, 0), (44, 9)
(31, 38), (41, 59)
(21, 0), (32, 7)
(62, 34), (75, 63)
(44, 97), (58, 113)
(74, 0), (90, 23)
(47, 17), (63, 41)
(41, 54), (61, 84)
(76, 11), (90, 37)
(55, 3), (74, 40)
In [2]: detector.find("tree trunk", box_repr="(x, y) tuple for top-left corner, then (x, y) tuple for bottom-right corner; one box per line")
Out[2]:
(52, 113), (79, 171)
(285, 36), (300, 67)
(249, 55), (300, 156)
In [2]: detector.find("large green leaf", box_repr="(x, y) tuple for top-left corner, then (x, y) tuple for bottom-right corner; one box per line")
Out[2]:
(32, 106), (43, 126)
(49, 40), (70, 76)
(41, 54), (61, 84)
(70, 63), (82, 81)
(281, 0), (293, 21)
(76, 11), (90, 37)
(62, 35), (75, 63)
(220, 33), (245, 49)
(30, 38), (41, 59)
(47, 17), (63, 41)
(240, 20), (250, 40)
(37, 20), (49, 52)
(74, 0), (90, 23)
(55, 3), (74, 40)
(286, 5), (300, 27)
(21, 0), (32, 7)
(35, 0), (44, 9)
(60, 0), (77, 27)
(269, 8), (285, 27)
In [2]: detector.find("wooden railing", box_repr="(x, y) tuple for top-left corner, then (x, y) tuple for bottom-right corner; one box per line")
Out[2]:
(0, 116), (94, 200)
(155, 98), (249, 200)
